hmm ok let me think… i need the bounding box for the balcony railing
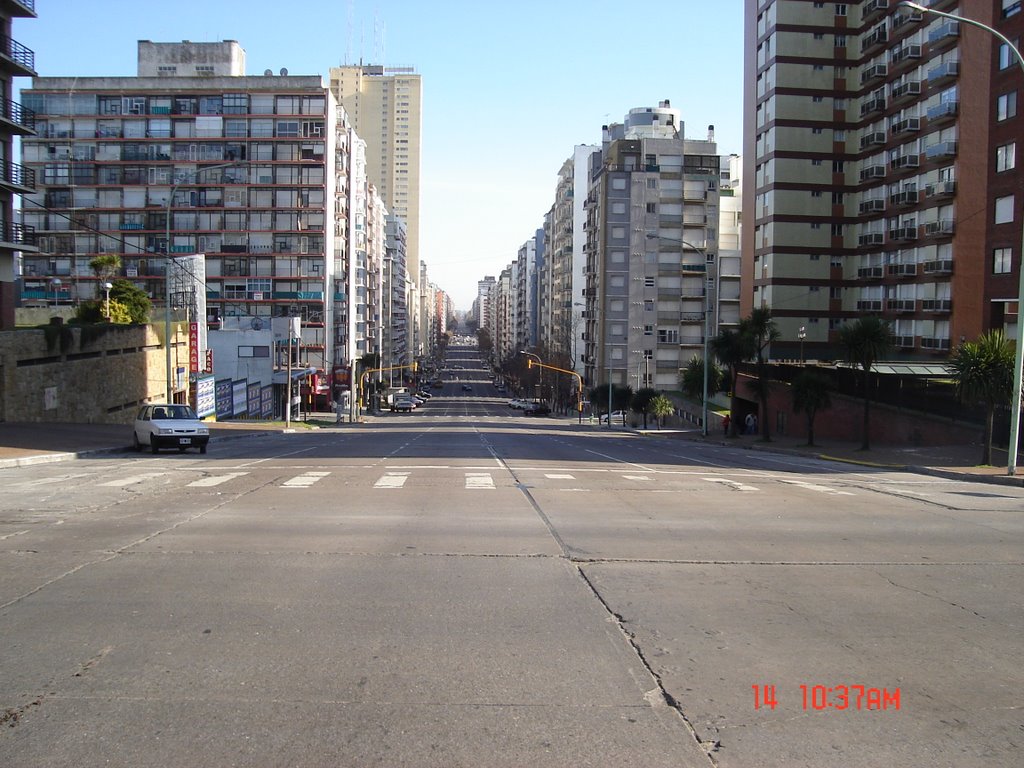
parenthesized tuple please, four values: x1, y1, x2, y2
(860, 96, 886, 117)
(927, 101, 959, 122)
(890, 187, 918, 206)
(1, 160, 35, 190)
(857, 299, 884, 311)
(891, 80, 922, 101)
(891, 116, 921, 135)
(923, 259, 953, 274)
(888, 263, 918, 277)
(895, 335, 916, 348)
(0, 96, 35, 132)
(858, 233, 885, 247)
(890, 44, 922, 65)
(927, 60, 960, 85)
(889, 225, 919, 241)
(861, 63, 888, 84)
(859, 198, 886, 215)
(891, 154, 920, 170)
(887, 299, 916, 312)
(860, 130, 886, 149)
(857, 266, 884, 279)
(922, 299, 952, 313)
(924, 219, 956, 236)
(925, 179, 956, 198)
(0, 34, 35, 73)
(0, 221, 36, 246)
(928, 20, 960, 47)
(860, 165, 886, 181)
(921, 337, 951, 351)
(925, 140, 958, 160)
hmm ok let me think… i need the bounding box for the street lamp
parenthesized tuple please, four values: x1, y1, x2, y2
(164, 160, 246, 402)
(647, 233, 715, 436)
(103, 281, 112, 322)
(519, 350, 542, 400)
(49, 277, 61, 306)
(901, 1, 1024, 476)
(798, 325, 806, 365)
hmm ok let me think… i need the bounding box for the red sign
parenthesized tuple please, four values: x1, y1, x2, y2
(205, 349, 214, 373)
(188, 322, 199, 373)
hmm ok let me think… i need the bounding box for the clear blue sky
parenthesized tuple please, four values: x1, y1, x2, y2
(19, 0, 744, 311)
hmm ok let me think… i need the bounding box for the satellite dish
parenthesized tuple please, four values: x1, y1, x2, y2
(250, 317, 264, 331)
(279, 67, 288, 76)
(263, 69, 272, 76)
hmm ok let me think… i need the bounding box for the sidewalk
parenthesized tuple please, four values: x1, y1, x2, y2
(1, 417, 1021, 487)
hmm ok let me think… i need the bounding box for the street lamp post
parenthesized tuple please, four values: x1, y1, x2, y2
(164, 160, 245, 402)
(103, 281, 112, 322)
(50, 277, 61, 306)
(798, 325, 806, 365)
(647, 233, 715, 436)
(519, 350, 542, 401)
(901, 1, 1024, 475)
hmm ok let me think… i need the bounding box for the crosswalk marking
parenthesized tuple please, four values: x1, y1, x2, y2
(623, 475, 651, 481)
(374, 472, 410, 489)
(187, 472, 249, 488)
(282, 471, 330, 488)
(545, 473, 576, 479)
(465, 473, 495, 489)
(704, 477, 759, 492)
(100, 472, 168, 487)
(778, 478, 854, 496)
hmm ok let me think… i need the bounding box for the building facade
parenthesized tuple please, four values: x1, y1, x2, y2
(744, 0, 1023, 360)
(0, 0, 37, 329)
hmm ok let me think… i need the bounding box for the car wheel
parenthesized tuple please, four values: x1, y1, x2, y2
(150, 441, 159, 455)
(178, 446, 186, 453)
(200, 445, 207, 455)
(132, 432, 142, 452)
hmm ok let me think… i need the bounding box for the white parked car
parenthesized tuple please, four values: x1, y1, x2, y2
(599, 410, 629, 424)
(133, 404, 210, 454)
(508, 398, 528, 409)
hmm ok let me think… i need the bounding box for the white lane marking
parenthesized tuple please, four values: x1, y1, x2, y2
(559, 489, 590, 492)
(0, 530, 29, 541)
(15, 472, 94, 488)
(623, 475, 651, 481)
(100, 473, 168, 487)
(704, 477, 760, 492)
(282, 471, 330, 488)
(374, 472, 410, 489)
(777, 478, 854, 496)
(465, 473, 495, 489)
(545, 473, 576, 479)
(187, 472, 249, 488)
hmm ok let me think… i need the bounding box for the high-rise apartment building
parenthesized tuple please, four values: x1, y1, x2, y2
(20, 41, 388, 402)
(583, 102, 721, 392)
(744, 0, 1023, 360)
(0, 0, 37, 329)
(329, 65, 421, 280)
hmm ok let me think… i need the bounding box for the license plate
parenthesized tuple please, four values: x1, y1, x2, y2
(179, 438, 192, 445)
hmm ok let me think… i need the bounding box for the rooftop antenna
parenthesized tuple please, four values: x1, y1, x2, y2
(345, 0, 354, 65)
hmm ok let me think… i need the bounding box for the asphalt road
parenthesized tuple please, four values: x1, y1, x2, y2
(1, 346, 1022, 766)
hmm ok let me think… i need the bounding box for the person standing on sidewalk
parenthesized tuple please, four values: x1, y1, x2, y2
(722, 414, 731, 436)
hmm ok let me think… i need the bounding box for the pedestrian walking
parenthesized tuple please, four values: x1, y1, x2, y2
(744, 413, 754, 435)
(752, 414, 759, 435)
(722, 414, 731, 435)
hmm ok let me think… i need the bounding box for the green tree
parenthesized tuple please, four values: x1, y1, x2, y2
(837, 316, 895, 451)
(710, 327, 756, 438)
(74, 298, 132, 324)
(630, 387, 659, 429)
(89, 254, 122, 281)
(108, 279, 151, 324)
(649, 394, 674, 429)
(947, 330, 1016, 466)
(747, 308, 781, 442)
(680, 355, 724, 405)
(791, 370, 833, 447)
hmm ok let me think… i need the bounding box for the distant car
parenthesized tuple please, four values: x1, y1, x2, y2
(391, 397, 417, 413)
(416, 390, 432, 399)
(461, 384, 473, 392)
(523, 402, 551, 416)
(599, 410, 629, 424)
(133, 403, 210, 454)
(508, 398, 528, 409)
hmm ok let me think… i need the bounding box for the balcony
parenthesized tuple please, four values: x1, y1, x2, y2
(860, 164, 886, 182)
(928, 20, 960, 50)
(890, 44, 922, 66)
(862, 0, 889, 22)
(927, 60, 960, 86)
(861, 63, 888, 84)
(927, 100, 959, 124)
(857, 265, 884, 279)
(858, 233, 885, 247)
(861, 26, 889, 54)
(891, 116, 921, 135)
(921, 337, 951, 351)
(860, 96, 886, 117)
(860, 130, 886, 149)
(859, 198, 886, 215)
(889, 225, 919, 241)
(0, 160, 35, 193)
(888, 263, 918, 277)
(924, 219, 955, 237)
(857, 299, 884, 311)
(923, 259, 953, 274)
(891, 80, 922, 102)
(890, 187, 919, 206)
(0, 34, 35, 76)
(887, 298, 917, 312)
(925, 140, 958, 160)
(925, 179, 956, 198)
(890, 154, 920, 170)
(0, 221, 36, 250)
(895, 335, 916, 348)
(892, 7, 923, 29)
(0, 96, 35, 134)
(922, 299, 952, 313)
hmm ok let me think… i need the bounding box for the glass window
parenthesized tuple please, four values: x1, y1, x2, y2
(995, 195, 1015, 224)
(222, 94, 249, 114)
(997, 91, 1017, 121)
(997, 143, 1016, 172)
(994, 247, 1012, 274)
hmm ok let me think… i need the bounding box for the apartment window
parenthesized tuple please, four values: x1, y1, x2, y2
(1003, 0, 1021, 18)
(831, 223, 844, 236)
(238, 346, 270, 358)
(157, 65, 177, 76)
(834, 35, 847, 48)
(832, 192, 845, 205)
(658, 328, 679, 344)
(813, 64, 824, 71)
(196, 65, 215, 76)
(830, 286, 842, 299)
(810, 254, 821, 260)
(814, 33, 824, 40)
(644, 300, 655, 311)
(999, 41, 1020, 69)
(222, 94, 249, 114)
(812, 127, 823, 134)
(812, 96, 824, 103)
(997, 143, 1016, 172)
(644, 277, 655, 288)
(995, 195, 1015, 224)
(646, 203, 657, 213)
(832, 160, 845, 172)
(811, 159, 823, 166)
(997, 91, 1017, 121)
(835, 3, 847, 15)
(994, 247, 1012, 274)
(643, 325, 654, 336)
(811, 222, 822, 230)
(811, 190, 823, 197)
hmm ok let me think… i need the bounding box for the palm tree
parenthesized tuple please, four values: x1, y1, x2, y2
(747, 307, 780, 442)
(791, 370, 833, 447)
(649, 394, 674, 428)
(710, 327, 755, 437)
(947, 330, 1016, 465)
(837, 316, 895, 450)
(631, 387, 659, 429)
(680, 355, 724, 406)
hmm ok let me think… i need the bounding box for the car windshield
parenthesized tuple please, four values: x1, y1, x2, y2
(157, 406, 197, 420)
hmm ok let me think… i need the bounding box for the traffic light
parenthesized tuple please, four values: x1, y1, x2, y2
(527, 359, 533, 369)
